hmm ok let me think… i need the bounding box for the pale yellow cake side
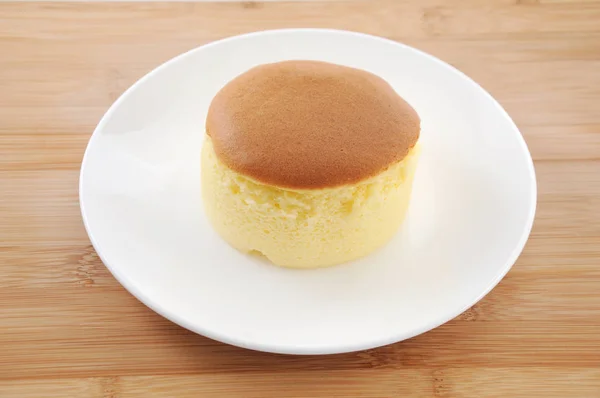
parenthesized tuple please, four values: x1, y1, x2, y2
(201, 137, 420, 269)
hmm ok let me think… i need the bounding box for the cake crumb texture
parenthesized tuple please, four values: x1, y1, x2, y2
(201, 137, 420, 268)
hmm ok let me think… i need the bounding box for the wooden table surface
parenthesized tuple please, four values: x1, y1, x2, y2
(1, 1, 599, 396)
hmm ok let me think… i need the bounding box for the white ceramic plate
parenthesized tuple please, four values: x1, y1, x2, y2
(80, 29, 536, 355)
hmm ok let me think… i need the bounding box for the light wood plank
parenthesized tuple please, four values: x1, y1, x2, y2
(439, 368, 600, 397)
(0, 378, 103, 398)
(117, 371, 434, 397)
(524, 125, 600, 161)
(2, 369, 599, 398)
(0, 170, 87, 247)
(1, 1, 599, 42)
(0, 134, 90, 171)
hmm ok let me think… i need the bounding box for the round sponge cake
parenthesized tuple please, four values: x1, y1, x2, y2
(202, 60, 420, 268)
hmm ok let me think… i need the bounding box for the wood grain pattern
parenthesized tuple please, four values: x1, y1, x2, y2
(1, 0, 599, 396)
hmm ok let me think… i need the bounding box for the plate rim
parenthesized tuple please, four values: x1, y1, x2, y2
(79, 28, 538, 355)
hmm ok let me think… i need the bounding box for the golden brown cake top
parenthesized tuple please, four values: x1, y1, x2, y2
(206, 60, 420, 189)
